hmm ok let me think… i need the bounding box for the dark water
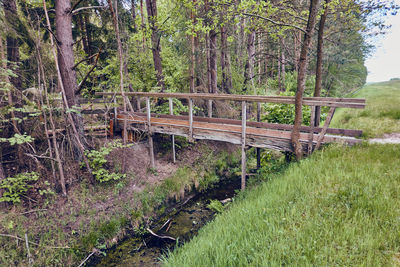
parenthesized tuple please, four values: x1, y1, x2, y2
(93, 178, 240, 266)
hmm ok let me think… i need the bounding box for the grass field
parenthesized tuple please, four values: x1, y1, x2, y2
(331, 80, 400, 138)
(164, 81, 400, 266)
(164, 144, 400, 266)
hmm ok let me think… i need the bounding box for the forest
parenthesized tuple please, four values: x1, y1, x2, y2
(0, 0, 398, 265)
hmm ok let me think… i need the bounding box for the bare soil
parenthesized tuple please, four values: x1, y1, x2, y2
(369, 133, 400, 144)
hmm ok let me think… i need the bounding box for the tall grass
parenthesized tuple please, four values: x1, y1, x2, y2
(331, 80, 400, 138)
(164, 144, 400, 266)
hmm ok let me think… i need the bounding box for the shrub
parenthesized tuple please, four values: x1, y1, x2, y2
(84, 141, 129, 183)
(0, 172, 39, 204)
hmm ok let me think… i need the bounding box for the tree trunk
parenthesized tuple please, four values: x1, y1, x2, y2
(220, 25, 230, 93)
(280, 38, 286, 92)
(244, 31, 255, 93)
(131, 0, 137, 31)
(291, 0, 320, 160)
(190, 2, 196, 93)
(3, 0, 22, 90)
(209, 29, 217, 94)
(55, 0, 87, 155)
(314, 0, 330, 127)
(146, 0, 165, 91)
(140, 0, 146, 50)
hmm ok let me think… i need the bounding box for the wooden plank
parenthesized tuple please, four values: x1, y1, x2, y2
(116, 113, 360, 144)
(208, 99, 213, 118)
(128, 112, 363, 137)
(169, 98, 176, 164)
(96, 92, 366, 109)
(241, 101, 247, 191)
(137, 96, 141, 112)
(314, 107, 336, 151)
(189, 98, 193, 140)
(146, 97, 155, 169)
(308, 106, 316, 155)
(256, 102, 261, 169)
(126, 119, 361, 152)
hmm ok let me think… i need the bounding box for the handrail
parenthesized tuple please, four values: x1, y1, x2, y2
(95, 92, 365, 109)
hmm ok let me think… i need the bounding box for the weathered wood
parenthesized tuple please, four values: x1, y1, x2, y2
(314, 107, 336, 151)
(116, 114, 361, 146)
(96, 92, 366, 109)
(189, 98, 193, 140)
(308, 106, 316, 155)
(208, 99, 212, 118)
(128, 112, 363, 137)
(137, 96, 141, 111)
(256, 102, 261, 169)
(146, 97, 155, 168)
(169, 98, 176, 163)
(241, 101, 247, 191)
(114, 97, 118, 130)
(125, 118, 360, 152)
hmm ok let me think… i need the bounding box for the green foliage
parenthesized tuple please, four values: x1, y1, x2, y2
(0, 133, 34, 145)
(262, 91, 312, 125)
(207, 199, 224, 213)
(0, 172, 39, 204)
(84, 141, 129, 183)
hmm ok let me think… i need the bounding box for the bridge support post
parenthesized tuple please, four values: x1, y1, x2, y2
(241, 101, 247, 191)
(208, 99, 212, 118)
(169, 98, 176, 163)
(146, 97, 155, 169)
(308, 106, 316, 154)
(256, 102, 261, 169)
(189, 98, 193, 141)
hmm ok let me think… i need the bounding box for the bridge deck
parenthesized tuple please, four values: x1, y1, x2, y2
(116, 112, 360, 152)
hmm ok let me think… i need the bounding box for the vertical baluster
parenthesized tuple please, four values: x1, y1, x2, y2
(256, 102, 261, 169)
(241, 101, 247, 191)
(189, 98, 193, 140)
(146, 97, 155, 169)
(169, 98, 176, 163)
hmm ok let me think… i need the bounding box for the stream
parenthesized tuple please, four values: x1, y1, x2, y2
(92, 177, 240, 266)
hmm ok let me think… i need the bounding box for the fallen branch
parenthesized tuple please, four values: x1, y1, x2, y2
(18, 209, 48, 215)
(146, 228, 176, 241)
(159, 219, 171, 231)
(0, 234, 70, 249)
(77, 249, 98, 267)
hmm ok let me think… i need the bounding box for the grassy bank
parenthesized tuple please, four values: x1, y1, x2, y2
(331, 80, 400, 138)
(0, 141, 239, 266)
(164, 143, 400, 266)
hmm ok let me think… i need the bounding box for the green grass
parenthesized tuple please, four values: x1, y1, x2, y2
(164, 144, 400, 266)
(331, 80, 400, 138)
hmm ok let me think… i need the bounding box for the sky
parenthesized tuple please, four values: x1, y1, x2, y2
(365, 0, 400, 82)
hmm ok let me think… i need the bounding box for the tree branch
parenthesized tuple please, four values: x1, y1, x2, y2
(70, 0, 85, 13)
(73, 53, 99, 70)
(242, 12, 306, 33)
(75, 51, 101, 95)
(72, 6, 107, 15)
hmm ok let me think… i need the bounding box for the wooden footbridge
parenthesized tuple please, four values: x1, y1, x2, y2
(95, 92, 365, 189)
